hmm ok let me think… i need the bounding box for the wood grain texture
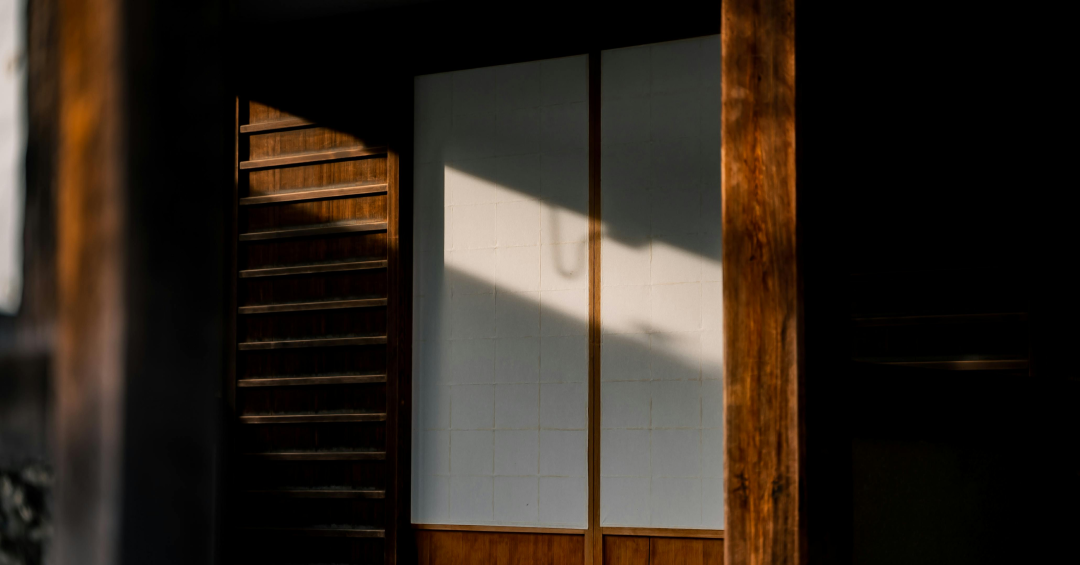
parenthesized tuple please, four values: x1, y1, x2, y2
(239, 220, 388, 242)
(239, 259, 388, 278)
(603, 536, 649, 565)
(651, 538, 725, 565)
(238, 413, 387, 424)
(247, 125, 366, 160)
(247, 100, 303, 124)
(238, 297, 387, 315)
(246, 156, 387, 198)
(239, 182, 387, 206)
(239, 117, 314, 134)
(242, 233, 388, 271)
(415, 530, 586, 565)
(241, 269, 387, 306)
(243, 193, 387, 232)
(230, 97, 399, 564)
(383, 124, 408, 565)
(721, 1, 800, 565)
(239, 146, 387, 170)
(229, 98, 240, 416)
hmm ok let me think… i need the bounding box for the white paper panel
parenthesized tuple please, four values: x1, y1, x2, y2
(412, 55, 590, 528)
(599, 35, 723, 529)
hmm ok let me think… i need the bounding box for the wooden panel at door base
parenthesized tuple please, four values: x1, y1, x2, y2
(602, 536, 724, 565)
(415, 530, 586, 565)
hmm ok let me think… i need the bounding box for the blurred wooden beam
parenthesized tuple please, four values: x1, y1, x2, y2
(721, 1, 800, 565)
(55, 0, 125, 563)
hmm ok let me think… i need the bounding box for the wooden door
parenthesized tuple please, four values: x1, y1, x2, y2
(226, 99, 408, 564)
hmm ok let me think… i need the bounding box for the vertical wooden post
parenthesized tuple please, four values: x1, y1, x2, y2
(585, 49, 603, 565)
(55, 0, 125, 562)
(721, 1, 800, 565)
(385, 73, 414, 565)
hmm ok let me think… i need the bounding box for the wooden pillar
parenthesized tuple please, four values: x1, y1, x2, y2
(54, 0, 226, 563)
(55, 0, 125, 562)
(721, 0, 800, 564)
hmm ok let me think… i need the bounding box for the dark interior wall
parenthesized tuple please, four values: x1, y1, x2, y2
(116, 0, 229, 563)
(0, 356, 50, 464)
(799, 2, 1074, 564)
(235, 0, 722, 91)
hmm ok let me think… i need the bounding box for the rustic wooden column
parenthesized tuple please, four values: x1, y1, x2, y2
(721, 0, 800, 564)
(55, 0, 125, 562)
(54, 0, 226, 562)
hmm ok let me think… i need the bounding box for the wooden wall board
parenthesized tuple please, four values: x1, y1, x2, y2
(601, 536, 724, 565)
(226, 97, 406, 564)
(603, 536, 649, 565)
(650, 538, 724, 565)
(415, 530, 586, 565)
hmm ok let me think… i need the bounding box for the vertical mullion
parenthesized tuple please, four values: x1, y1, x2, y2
(385, 73, 414, 565)
(224, 97, 246, 565)
(228, 97, 243, 416)
(385, 126, 401, 564)
(586, 50, 603, 565)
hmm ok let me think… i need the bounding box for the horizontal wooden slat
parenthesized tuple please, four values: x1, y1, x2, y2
(239, 526, 385, 538)
(239, 298, 387, 315)
(239, 146, 387, 170)
(852, 312, 1027, 327)
(237, 374, 387, 387)
(238, 336, 387, 351)
(239, 182, 388, 206)
(238, 221, 387, 242)
(601, 527, 726, 539)
(411, 523, 586, 535)
(243, 489, 385, 499)
(239, 117, 314, 134)
(239, 412, 387, 424)
(243, 451, 386, 461)
(239, 260, 388, 279)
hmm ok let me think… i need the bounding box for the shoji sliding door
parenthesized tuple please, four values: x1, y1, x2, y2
(599, 36, 723, 530)
(411, 34, 723, 563)
(412, 56, 591, 529)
